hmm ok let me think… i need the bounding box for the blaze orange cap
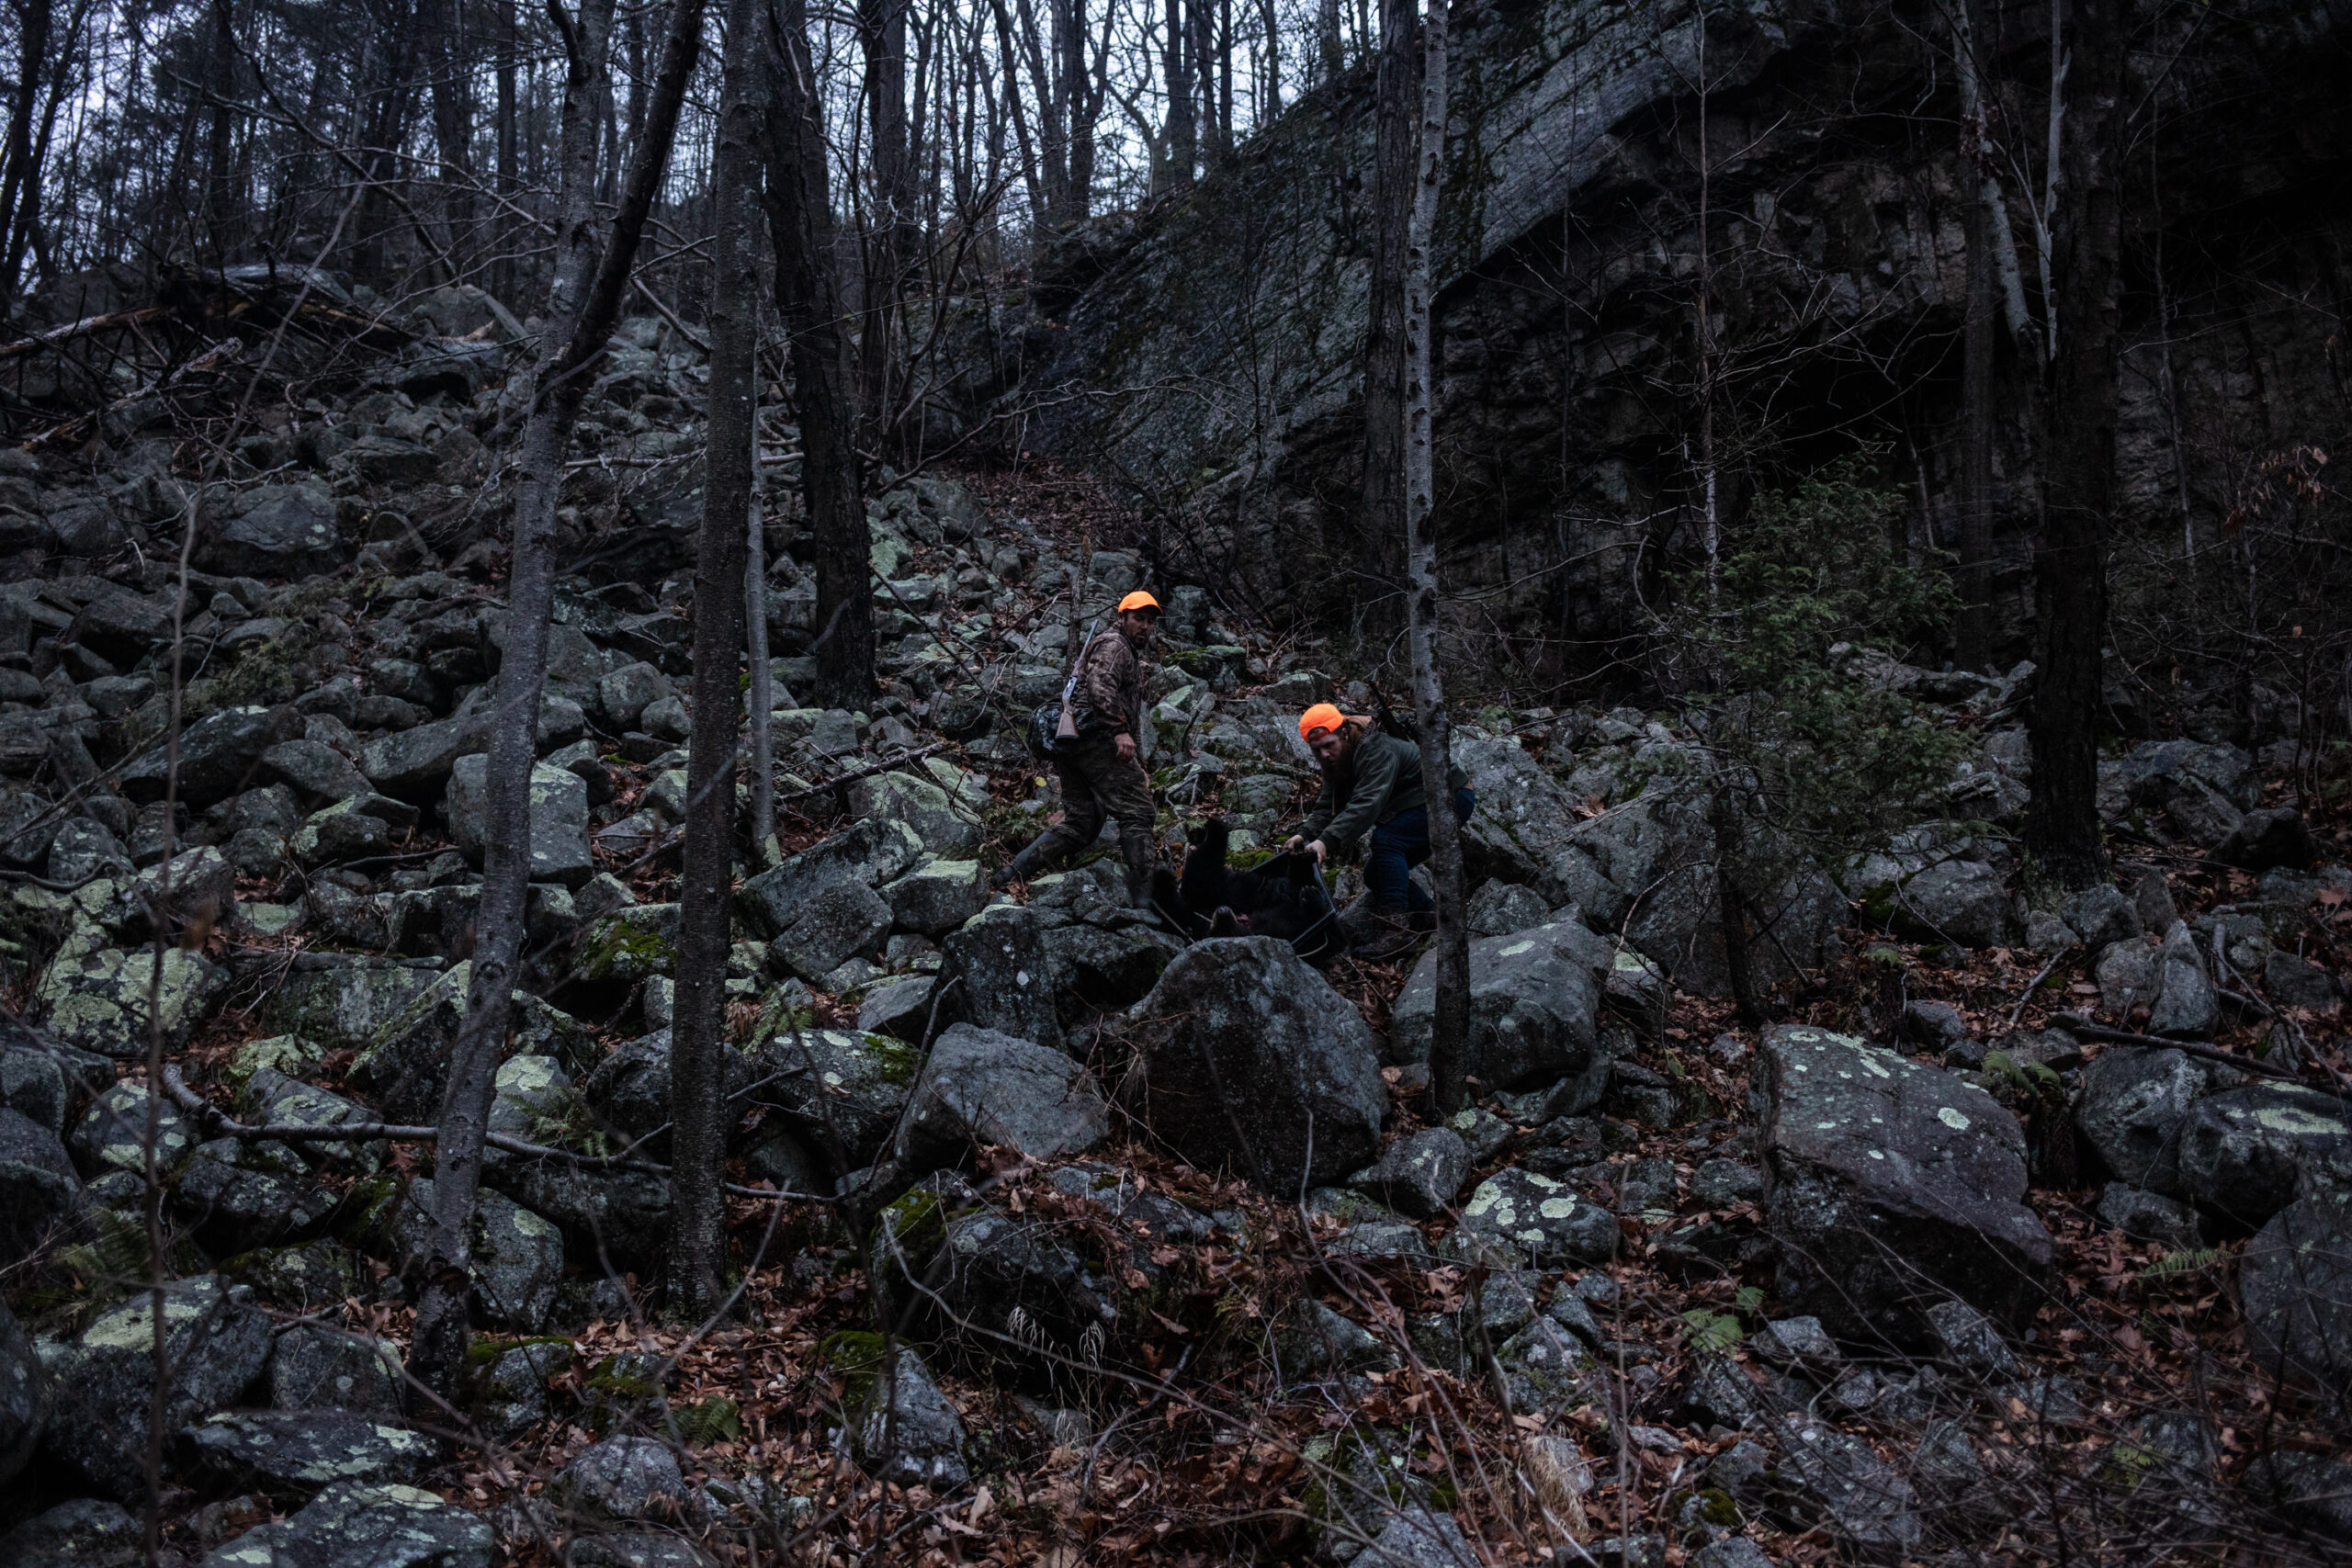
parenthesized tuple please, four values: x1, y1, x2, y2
(1298, 703, 1347, 743)
(1117, 591, 1161, 615)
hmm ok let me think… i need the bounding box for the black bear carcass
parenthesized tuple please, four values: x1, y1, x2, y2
(1149, 818, 1340, 963)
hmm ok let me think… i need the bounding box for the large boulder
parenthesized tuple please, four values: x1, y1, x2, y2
(897, 1023, 1111, 1168)
(942, 906, 1066, 1051)
(172, 1137, 339, 1254)
(354, 1175, 563, 1331)
(70, 1080, 194, 1177)
(0, 1106, 84, 1273)
(267, 1324, 404, 1414)
(2075, 1046, 2204, 1195)
(770, 879, 894, 981)
(44, 1275, 275, 1498)
(882, 858, 989, 937)
(750, 1029, 921, 1172)
(1894, 860, 2013, 949)
(0, 1499, 141, 1568)
(203, 483, 343, 578)
(738, 818, 924, 937)
(1131, 937, 1386, 1195)
(445, 754, 593, 887)
(2238, 1186, 2352, 1390)
(554, 1435, 692, 1520)
(36, 928, 223, 1056)
(120, 705, 277, 805)
(1758, 1024, 2052, 1346)
(181, 1409, 436, 1499)
(2176, 1085, 2352, 1229)
(197, 1480, 492, 1568)
(844, 770, 979, 854)
(846, 1345, 968, 1491)
(263, 956, 444, 1050)
(0, 1297, 48, 1486)
(1389, 919, 1608, 1094)
(358, 713, 486, 798)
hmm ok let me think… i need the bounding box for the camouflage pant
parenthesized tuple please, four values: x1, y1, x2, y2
(1048, 736, 1155, 849)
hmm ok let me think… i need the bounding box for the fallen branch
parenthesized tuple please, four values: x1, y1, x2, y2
(2050, 1013, 2352, 1100)
(776, 742, 946, 806)
(2005, 948, 2072, 1030)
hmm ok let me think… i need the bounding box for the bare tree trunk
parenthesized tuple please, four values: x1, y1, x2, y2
(204, 0, 238, 262)
(495, 0, 518, 301)
(1400, 0, 1464, 1113)
(1357, 0, 1414, 626)
(746, 410, 777, 865)
(764, 0, 873, 709)
(1953, 0, 1998, 672)
(1162, 0, 1193, 189)
(859, 0, 914, 456)
(425, 0, 476, 277)
(408, 0, 707, 1397)
(669, 0, 761, 1315)
(2026, 0, 2121, 891)
(1317, 0, 1341, 85)
(0, 0, 51, 315)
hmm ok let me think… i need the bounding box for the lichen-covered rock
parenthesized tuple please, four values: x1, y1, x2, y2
(472, 1337, 571, 1440)
(1894, 860, 2012, 949)
(181, 1409, 437, 1498)
(941, 905, 1066, 1051)
(770, 878, 893, 982)
(898, 1022, 1111, 1168)
(262, 957, 443, 1051)
(268, 1325, 405, 1414)
(2147, 920, 2220, 1039)
(2177, 1084, 2352, 1228)
(44, 1275, 275, 1498)
(69, 1080, 194, 1178)
(555, 1435, 692, 1520)
(354, 1175, 563, 1331)
(197, 1479, 492, 1568)
(846, 1345, 968, 1492)
(445, 754, 593, 887)
(0, 1499, 141, 1568)
(1350, 1127, 1471, 1220)
(845, 770, 980, 855)
(35, 925, 223, 1057)
(0, 1105, 84, 1273)
(1458, 1168, 1619, 1266)
(2239, 1186, 2352, 1391)
(172, 1137, 339, 1254)
(881, 857, 989, 937)
(1758, 1024, 2052, 1346)
(1132, 936, 1385, 1194)
(737, 818, 924, 937)
(750, 1028, 921, 1171)
(1492, 1314, 1594, 1415)
(2075, 1046, 2204, 1195)
(120, 705, 277, 805)
(1389, 919, 1608, 1092)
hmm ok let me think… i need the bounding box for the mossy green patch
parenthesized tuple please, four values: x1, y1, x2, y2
(581, 919, 675, 982)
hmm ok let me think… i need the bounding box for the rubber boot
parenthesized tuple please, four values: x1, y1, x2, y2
(1120, 833, 1159, 915)
(1351, 908, 1421, 964)
(992, 829, 1071, 889)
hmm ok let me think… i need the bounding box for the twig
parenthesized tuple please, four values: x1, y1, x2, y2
(2005, 948, 2071, 1030)
(2051, 1014, 2352, 1100)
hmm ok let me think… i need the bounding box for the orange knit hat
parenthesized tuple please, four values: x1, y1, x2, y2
(1298, 702, 1347, 743)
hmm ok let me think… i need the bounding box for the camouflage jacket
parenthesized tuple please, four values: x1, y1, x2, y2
(1074, 626, 1146, 737)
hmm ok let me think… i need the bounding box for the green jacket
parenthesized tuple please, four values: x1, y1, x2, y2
(1302, 728, 1468, 855)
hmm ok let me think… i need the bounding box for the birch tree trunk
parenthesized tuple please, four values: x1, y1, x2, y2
(1400, 0, 1466, 1113)
(763, 0, 873, 710)
(668, 0, 762, 1316)
(408, 0, 708, 1398)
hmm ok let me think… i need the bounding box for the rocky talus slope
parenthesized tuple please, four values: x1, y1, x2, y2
(0, 299, 2346, 1566)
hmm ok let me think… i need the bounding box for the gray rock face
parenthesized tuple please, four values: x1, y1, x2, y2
(942, 907, 1066, 1051)
(850, 1346, 969, 1491)
(1465, 878, 1551, 937)
(485, 1159, 673, 1275)
(2239, 1187, 2352, 1390)
(2095, 1184, 2202, 1249)
(197, 1479, 492, 1568)
(846, 770, 980, 854)
(2177, 1085, 2352, 1228)
(1350, 1127, 1471, 1219)
(445, 753, 593, 887)
(173, 1137, 338, 1253)
(182, 1409, 436, 1497)
(1389, 919, 1607, 1094)
(1357, 1507, 1475, 1568)
(557, 1435, 692, 1520)
(473, 1337, 571, 1440)
(2216, 807, 2318, 873)
(358, 713, 485, 797)
(121, 705, 277, 805)
(750, 1029, 920, 1171)
(36, 930, 225, 1058)
(45, 1275, 276, 1498)
(2075, 1046, 2203, 1195)
(2148, 920, 2220, 1038)
(2061, 884, 2142, 951)
(0, 1499, 141, 1568)
(882, 858, 989, 937)
(0, 1297, 48, 1486)
(361, 1175, 564, 1330)
(70, 1080, 194, 1177)
(2266, 951, 2341, 1013)
(899, 1022, 1111, 1168)
(1458, 1167, 1619, 1265)
(2097, 938, 2163, 1018)
(1924, 1298, 2018, 1377)
(599, 660, 673, 730)
(738, 818, 923, 937)
(263, 738, 372, 804)
(1132, 937, 1387, 1194)
(1775, 1421, 1923, 1559)
(771, 878, 894, 981)
(0, 1105, 83, 1272)
(207, 484, 343, 577)
(1758, 1024, 2052, 1346)
(268, 1325, 405, 1414)
(1492, 1314, 1595, 1414)
(1894, 860, 2012, 949)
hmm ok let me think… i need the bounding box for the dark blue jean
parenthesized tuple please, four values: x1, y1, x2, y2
(1366, 789, 1476, 912)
